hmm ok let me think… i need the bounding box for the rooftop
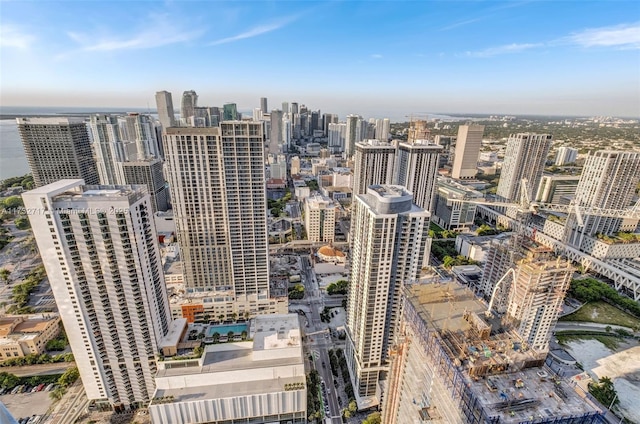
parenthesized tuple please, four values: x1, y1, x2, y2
(16, 117, 85, 125)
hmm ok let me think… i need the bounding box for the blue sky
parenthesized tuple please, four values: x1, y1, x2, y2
(1, 1, 639, 119)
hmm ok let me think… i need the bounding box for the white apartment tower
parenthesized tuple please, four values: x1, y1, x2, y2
(346, 185, 430, 400)
(352, 140, 396, 197)
(497, 133, 552, 202)
(555, 146, 578, 166)
(270, 109, 283, 154)
(90, 115, 126, 185)
(394, 140, 442, 211)
(328, 122, 347, 153)
(573, 150, 640, 236)
(155, 91, 176, 129)
(163, 123, 270, 296)
(17, 117, 100, 188)
(304, 195, 336, 243)
(452, 124, 484, 180)
(23, 180, 171, 408)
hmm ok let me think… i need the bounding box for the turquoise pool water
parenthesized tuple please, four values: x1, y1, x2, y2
(206, 323, 248, 337)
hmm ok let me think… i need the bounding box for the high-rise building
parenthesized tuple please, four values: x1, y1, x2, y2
(497, 133, 552, 202)
(23, 180, 171, 409)
(407, 120, 429, 142)
(291, 102, 299, 116)
(373, 118, 390, 141)
(270, 109, 283, 154)
(17, 117, 99, 187)
(304, 194, 336, 243)
(432, 178, 483, 231)
(503, 247, 573, 352)
(573, 150, 640, 236)
(394, 140, 442, 211)
(120, 113, 161, 159)
(89, 115, 126, 185)
(345, 115, 361, 156)
(346, 185, 430, 401)
(352, 140, 396, 196)
(555, 146, 578, 166)
(282, 102, 289, 115)
(223, 103, 238, 121)
(260, 97, 268, 114)
(180, 90, 198, 122)
(122, 159, 169, 212)
(155, 91, 176, 129)
(163, 123, 269, 296)
(290, 156, 301, 176)
(452, 124, 484, 180)
(328, 122, 347, 153)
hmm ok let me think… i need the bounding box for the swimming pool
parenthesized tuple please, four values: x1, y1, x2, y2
(206, 323, 248, 337)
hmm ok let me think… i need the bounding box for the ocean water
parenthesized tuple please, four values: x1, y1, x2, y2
(0, 119, 28, 181)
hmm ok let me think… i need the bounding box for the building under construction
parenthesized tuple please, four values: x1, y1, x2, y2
(382, 281, 605, 424)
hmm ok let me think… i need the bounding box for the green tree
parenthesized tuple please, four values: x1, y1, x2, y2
(0, 269, 9, 283)
(363, 412, 381, 424)
(588, 376, 618, 409)
(58, 367, 79, 388)
(212, 332, 220, 343)
(443, 255, 455, 269)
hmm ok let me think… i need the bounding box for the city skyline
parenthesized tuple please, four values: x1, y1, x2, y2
(1, 1, 639, 118)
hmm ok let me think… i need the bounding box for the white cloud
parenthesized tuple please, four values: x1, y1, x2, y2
(371, 54, 383, 59)
(0, 25, 36, 49)
(208, 15, 299, 46)
(464, 43, 542, 58)
(63, 14, 204, 54)
(564, 22, 640, 49)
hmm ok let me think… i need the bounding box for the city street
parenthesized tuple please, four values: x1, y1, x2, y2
(300, 255, 343, 424)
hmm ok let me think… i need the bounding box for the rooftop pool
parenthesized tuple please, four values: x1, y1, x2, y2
(206, 323, 248, 337)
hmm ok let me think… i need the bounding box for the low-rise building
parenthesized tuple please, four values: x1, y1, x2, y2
(149, 314, 306, 424)
(433, 178, 483, 230)
(0, 314, 61, 360)
(167, 283, 288, 323)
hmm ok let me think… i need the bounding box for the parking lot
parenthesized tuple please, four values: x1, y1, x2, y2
(0, 391, 53, 421)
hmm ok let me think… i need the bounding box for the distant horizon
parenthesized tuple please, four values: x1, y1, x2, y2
(1, 105, 638, 122)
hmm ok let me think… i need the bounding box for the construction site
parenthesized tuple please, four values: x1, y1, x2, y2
(382, 281, 605, 424)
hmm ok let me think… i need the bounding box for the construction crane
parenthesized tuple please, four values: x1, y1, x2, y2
(458, 178, 640, 316)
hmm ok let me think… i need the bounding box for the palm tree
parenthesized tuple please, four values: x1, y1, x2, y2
(230, 313, 237, 322)
(227, 331, 235, 340)
(212, 332, 220, 343)
(218, 314, 225, 323)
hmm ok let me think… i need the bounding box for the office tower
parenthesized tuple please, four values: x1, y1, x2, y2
(89, 115, 126, 185)
(299, 113, 309, 137)
(122, 159, 169, 212)
(345, 115, 361, 156)
(17, 117, 99, 187)
(452, 124, 484, 180)
(270, 109, 283, 154)
(497, 133, 552, 202)
(352, 140, 396, 196)
(432, 178, 482, 231)
(381, 281, 601, 424)
(304, 195, 336, 243)
(155, 91, 176, 129)
(535, 175, 580, 204)
(328, 122, 347, 153)
(23, 180, 171, 408)
(503, 249, 573, 352)
(282, 102, 289, 115)
(555, 146, 578, 166)
(223, 103, 238, 121)
(260, 97, 268, 114)
(180, 90, 198, 122)
(291, 102, 299, 116)
(163, 123, 269, 295)
(310, 110, 320, 133)
(207, 107, 221, 127)
(395, 140, 442, 211)
(573, 150, 640, 236)
(346, 185, 430, 400)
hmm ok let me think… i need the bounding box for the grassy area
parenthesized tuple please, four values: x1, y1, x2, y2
(560, 301, 640, 329)
(556, 333, 623, 350)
